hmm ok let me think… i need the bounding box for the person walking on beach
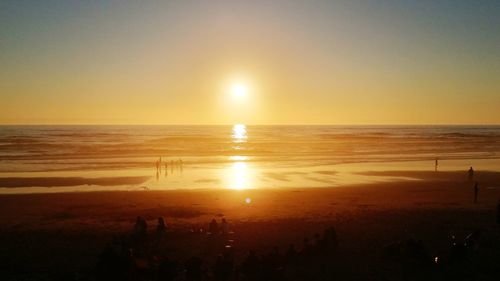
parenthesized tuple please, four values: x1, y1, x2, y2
(473, 182, 479, 204)
(468, 167, 474, 182)
(435, 158, 439, 172)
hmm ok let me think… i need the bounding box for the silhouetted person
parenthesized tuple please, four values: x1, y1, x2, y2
(324, 226, 339, 252)
(468, 167, 474, 181)
(464, 230, 481, 251)
(241, 250, 260, 281)
(435, 158, 438, 172)
(133, 216, 148, 239)
(261, 247, 283, 281)
(158, 257, 177, 281)
(301, 237, 313, 257)
(213, 255, 226, 281)
(474, 182, 479, 203)
(404, 238, 427, 261)
(209, 219, 219, 235)
(157, 217, 167, 234)
(185, 256, 203, 281)
(449, 235, 467, 264)
(285, 244, 298, 263)
(312, 232, 322, 255)
(221, 218, 229, 235)
(96, 242, 124, 281)
(496, 199, 500, 226)
(213, 252, 234, 281)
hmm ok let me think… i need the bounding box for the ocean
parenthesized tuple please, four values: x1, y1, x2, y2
(1, 125, 499, 193)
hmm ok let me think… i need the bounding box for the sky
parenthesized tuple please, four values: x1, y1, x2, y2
(1, 0, 499, 125)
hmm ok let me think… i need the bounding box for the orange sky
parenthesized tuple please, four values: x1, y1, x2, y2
(1, 1, 499, 125)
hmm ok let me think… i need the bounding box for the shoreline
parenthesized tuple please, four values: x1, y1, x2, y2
(1, 172, 499, 231)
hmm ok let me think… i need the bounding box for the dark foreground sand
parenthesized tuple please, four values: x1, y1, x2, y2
(1, 170, 500, 280)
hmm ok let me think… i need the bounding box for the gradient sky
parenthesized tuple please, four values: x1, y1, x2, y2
(1, 0, 499, 125)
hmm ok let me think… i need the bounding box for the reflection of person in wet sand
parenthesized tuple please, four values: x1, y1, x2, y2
(473, 182, 479, 204)
(179, 158, 183, 172)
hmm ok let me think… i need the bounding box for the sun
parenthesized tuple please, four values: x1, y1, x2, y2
(230, 83, 248, 99)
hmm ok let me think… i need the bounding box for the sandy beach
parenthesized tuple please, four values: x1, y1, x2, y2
(1, 170, 500, 280)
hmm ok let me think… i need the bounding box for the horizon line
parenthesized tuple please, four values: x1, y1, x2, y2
(1, 123, 500, 126)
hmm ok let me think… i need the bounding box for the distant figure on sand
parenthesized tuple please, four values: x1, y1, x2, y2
(468, 167, 474, 181)
(496, 199, 500, 225)
(473, 182, 479, 204)
(157, 217, 167, 234)
(435, 158, 438, 172)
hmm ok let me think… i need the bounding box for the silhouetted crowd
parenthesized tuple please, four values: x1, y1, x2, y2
(96, 217, 340, 281)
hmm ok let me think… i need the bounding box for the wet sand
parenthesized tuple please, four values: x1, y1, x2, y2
(0, 176, 150, 188)
(1, 170, 500, 279)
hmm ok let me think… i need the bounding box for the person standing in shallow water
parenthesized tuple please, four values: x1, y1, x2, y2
(473, 182, 479, 204)
(468, 167, 474, 181)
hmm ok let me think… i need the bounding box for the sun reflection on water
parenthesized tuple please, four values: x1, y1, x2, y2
(232, 124, 247, 143)
(225, 124, 254, 190)
(228, 155, 248, 161)
(228, 161, 251, 190)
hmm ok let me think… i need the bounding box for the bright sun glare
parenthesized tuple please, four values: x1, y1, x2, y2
(232, 124, 247, 141)
(230, 83, 248, 99)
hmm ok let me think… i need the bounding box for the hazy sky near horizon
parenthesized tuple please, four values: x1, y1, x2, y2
(1, 0, 499, 125)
